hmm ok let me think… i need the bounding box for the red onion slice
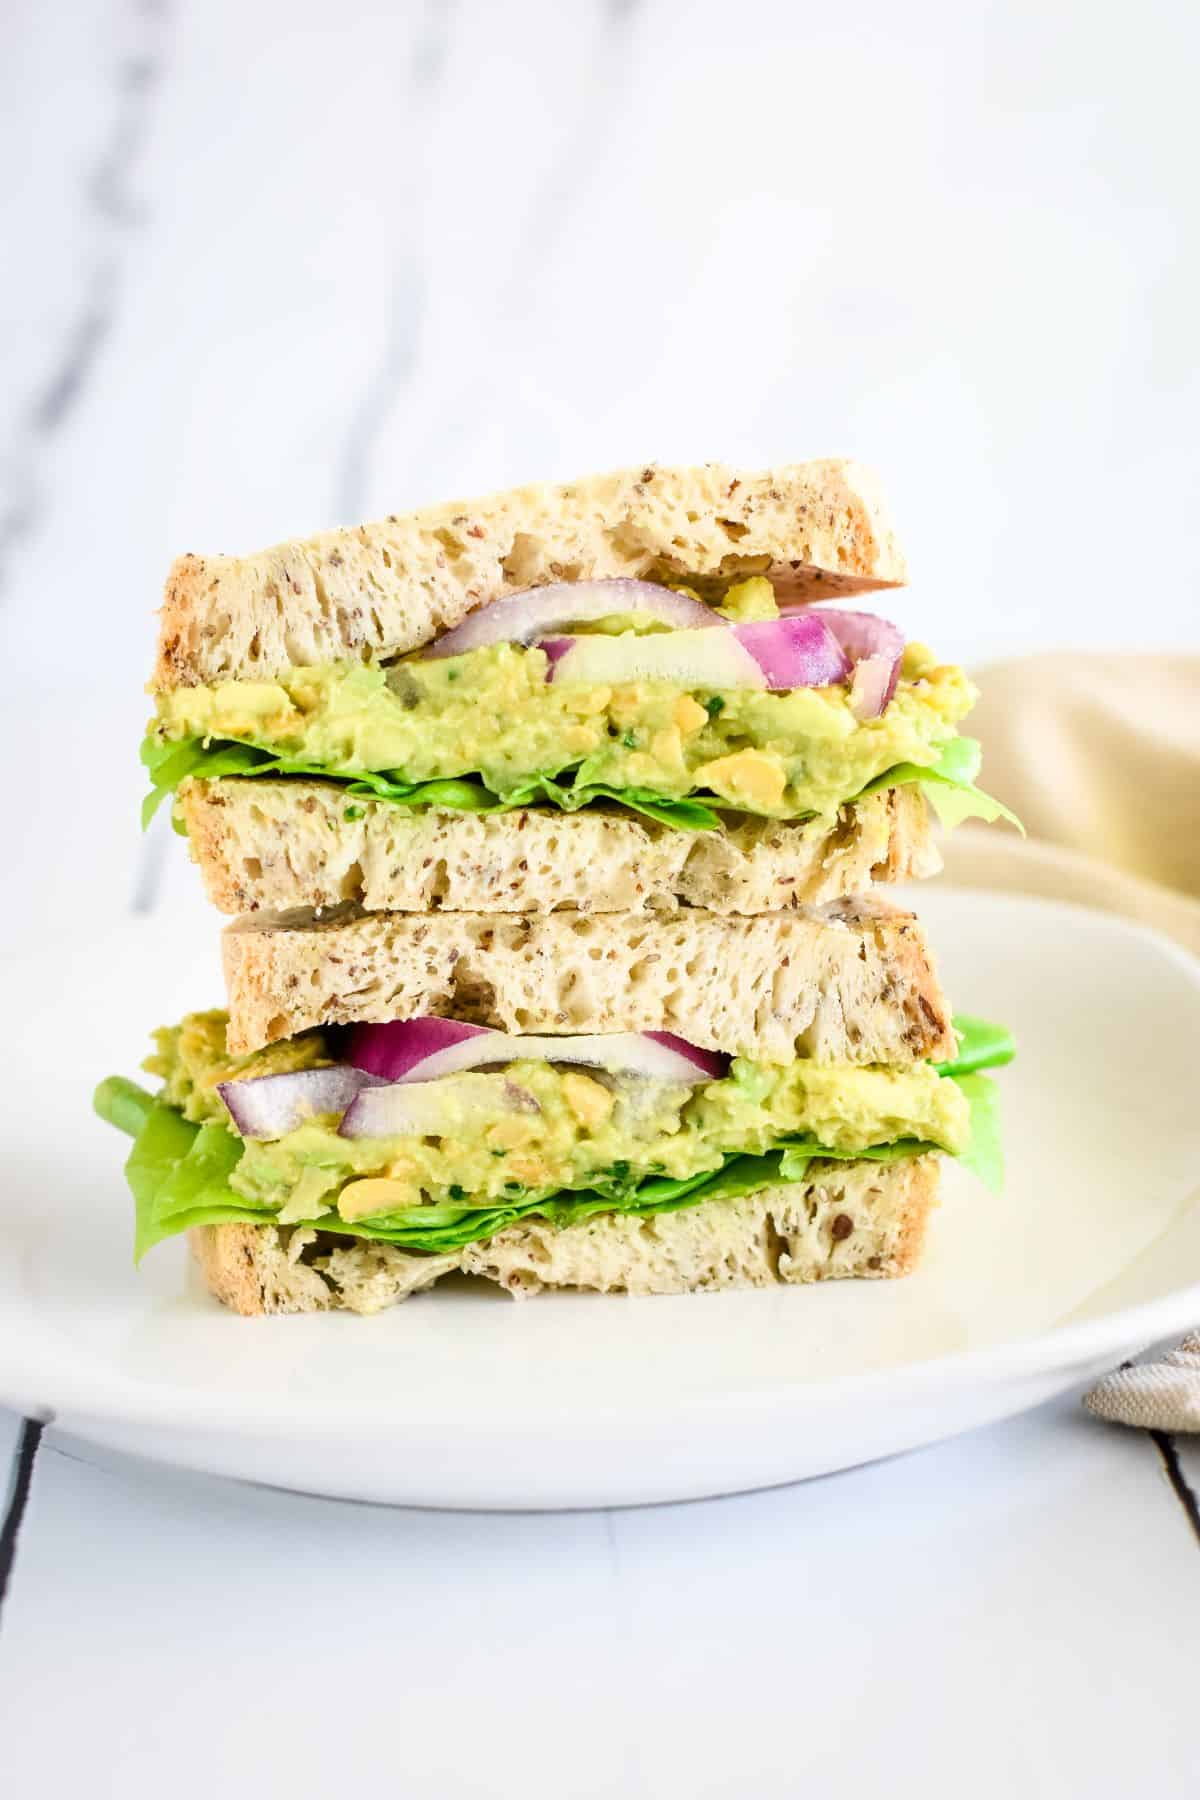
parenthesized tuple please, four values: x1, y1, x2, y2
(803, 607, 904, 719)
(847, 654, 895, 721)
(425, 578, 718, 659)
(732, 616, 851, 689)
(345, 1018, 724, 1086)
(346, 1017, 494, 1083)
(643, 1031, 727, 1080)
(217, 1066, 381, 1140)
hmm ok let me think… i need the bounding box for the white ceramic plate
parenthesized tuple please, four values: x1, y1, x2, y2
(3, 888, 1199, 1510)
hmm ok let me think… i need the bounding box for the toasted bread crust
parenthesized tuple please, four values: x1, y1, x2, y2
(190, 1156, 939, 1315)
(181, 780, 939, 917)
(187, 1221, 333, 1315)
(220, 896, 956, 1064)
(152, 460, 906, 690)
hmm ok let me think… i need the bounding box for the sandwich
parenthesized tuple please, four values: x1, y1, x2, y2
(142, 460, 1014, 912)
(94, 906, 1014, 1313)
(96, 458, 1017, 1314)
(95, 988, 1012, 1315)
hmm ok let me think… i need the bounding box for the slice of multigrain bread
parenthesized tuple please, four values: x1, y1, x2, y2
(180, 780, 939, 917)
(220, 896, 956, 1063)
(152, 460, 906, 689)
(190, 1155, 939, 1315)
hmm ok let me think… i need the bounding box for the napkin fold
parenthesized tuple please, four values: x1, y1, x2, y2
(1083, 1335, 1200, 1432)
(940, 652, 1200, 954)
(939, 652, 1200, 1432)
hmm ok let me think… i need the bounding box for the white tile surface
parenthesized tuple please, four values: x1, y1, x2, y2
(0, 1398, 1195, 1798)
(3, 0, 1200, 1790)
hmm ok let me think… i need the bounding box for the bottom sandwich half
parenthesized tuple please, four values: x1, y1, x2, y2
(94, 1005, 1011, 1317)
(190, 1156, 940, 1315)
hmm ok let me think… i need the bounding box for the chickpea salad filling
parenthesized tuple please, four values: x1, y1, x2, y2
(143, 580, 1018, 834)
(94, 1011, 1014, 1261)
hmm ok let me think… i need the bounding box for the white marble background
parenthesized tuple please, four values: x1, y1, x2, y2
(5, 0, 1200, 933)
(2, 3, 1200, 1794)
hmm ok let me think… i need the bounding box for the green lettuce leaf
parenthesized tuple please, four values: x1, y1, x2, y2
(96, 1082, 272, 1259)
(140, 735, 720, 833)
(139, 728, 1019, 838)
(776, 1136, 931, 1183)
(951, 1073, 1004, 1194)
(934, 1014, 1016, 1078)
(487, 772, 721, 830)
(140, 736, 283, 830)
(95, 1033, 1012, 1258)
(858, 736, 1024, 832)
(93, 1075, 158, 1139)
(122, 1100, 202, 1258)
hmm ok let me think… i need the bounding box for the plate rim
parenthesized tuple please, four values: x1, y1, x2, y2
(2, 1254, 1198, 1438)
(4, 886, 1200, 1451)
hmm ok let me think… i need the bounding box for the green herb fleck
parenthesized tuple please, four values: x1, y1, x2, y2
(621, 731, 638, 750)
(343, 804, 365, 821)
(703, 695, 725, 718)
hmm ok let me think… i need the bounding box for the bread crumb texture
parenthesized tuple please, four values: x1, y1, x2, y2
(183, 781, 939, 917)
(153, 460, 906, 689)
(189, 1155, 939, 1315)
(220, 896, 956, 1064)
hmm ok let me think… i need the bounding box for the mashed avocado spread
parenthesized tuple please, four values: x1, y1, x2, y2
(153, 641, 972, 821)
(92, 1011, 1013, 1259)
(144, 582, 998, 829)
(146, 1008, 969, 1223)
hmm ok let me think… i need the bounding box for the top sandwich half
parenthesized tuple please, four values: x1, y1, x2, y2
(144, 459, 1016, 917)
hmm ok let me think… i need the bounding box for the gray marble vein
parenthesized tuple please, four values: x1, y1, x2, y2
(502, 0, 640, 282)
(0, 0, 171, 598)
(129, 804, 172, 916)
(331, 0, 456, 523)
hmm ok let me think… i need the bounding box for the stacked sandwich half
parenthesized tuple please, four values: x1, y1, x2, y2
(96, 460, 1016, 1315)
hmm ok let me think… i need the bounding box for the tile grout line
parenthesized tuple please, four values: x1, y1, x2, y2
(0, 1420, 45, 1622)
(1149, 1431, 1200, 1548)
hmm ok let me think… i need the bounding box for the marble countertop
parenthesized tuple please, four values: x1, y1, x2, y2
(3, 1, 1200, 1792)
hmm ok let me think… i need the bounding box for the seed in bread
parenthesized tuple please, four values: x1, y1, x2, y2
(180, 779, 940, 917)
(153, 459, 906, 690)
(189, 1155, 938, 1315)
(220, 897, 956, 1064)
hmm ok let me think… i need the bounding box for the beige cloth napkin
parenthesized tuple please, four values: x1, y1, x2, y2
(936, 653, 1200, 1431)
